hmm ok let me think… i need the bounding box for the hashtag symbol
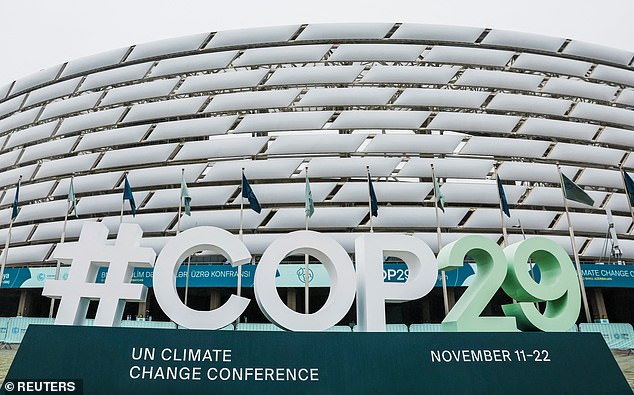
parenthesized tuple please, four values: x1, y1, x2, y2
(43, 222, 156, 327)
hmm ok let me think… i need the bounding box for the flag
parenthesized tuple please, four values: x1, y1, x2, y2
(68, 177, 77, 217)
(305, 175, 314, 218)
(181, 173, 191, 216)
(561, 173, 594, 206)
(368, 173, 378, 217)
(496, 175, 511, 218)
(123, 175, 137, 216)
(623, 171, 634, 207)
(433, 175, 445, 213)
(242, 174, 261, 214)
(11, 179, 20, 221)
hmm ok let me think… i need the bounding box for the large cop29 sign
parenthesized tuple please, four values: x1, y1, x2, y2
(9, 223, 633, 395)
(42, 222, 580, 332)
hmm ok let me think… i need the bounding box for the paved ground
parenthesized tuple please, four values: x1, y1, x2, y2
(0, 347, 633, 390)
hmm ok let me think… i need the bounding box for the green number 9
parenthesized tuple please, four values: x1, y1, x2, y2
(501, 237, 581, 331)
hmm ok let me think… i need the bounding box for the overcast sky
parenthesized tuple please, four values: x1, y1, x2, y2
(1, 0, 632, 84)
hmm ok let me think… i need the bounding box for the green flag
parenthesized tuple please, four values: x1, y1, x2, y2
(181, 173, 192, 216)
(68, 177, 77, 217)
(305, 175, 314, 218)
(561, 173, 594, 206)
(433, 175, 445, 213)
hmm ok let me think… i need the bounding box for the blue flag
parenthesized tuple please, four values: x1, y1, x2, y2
(368, 173, 378, 217)
(496, 175, 511, 218)
(11, 179, 20, 221)
(242, 174, 261, 214)
(123, 175, 136, 216)
(624, 171, 634, 207)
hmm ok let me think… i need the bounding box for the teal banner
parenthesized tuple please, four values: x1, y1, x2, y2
(4, 326, 631, 395)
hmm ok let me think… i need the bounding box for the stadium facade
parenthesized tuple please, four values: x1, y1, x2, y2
(0, 23, 633, 327)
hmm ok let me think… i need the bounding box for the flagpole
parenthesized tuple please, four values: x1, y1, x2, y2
(177, 168, 193, 307)
(619, 167, 634, 224)
(235, 168, 245, 328)
(120, 171, 127, 225)
(0, 175, 21, 291)
(494, 164, 509, 247)
(49, 179, 72, 318)
(557, 165, 592, 323)
(431, 164, 449, 316)
(304, 168, 309, 313)
(367, 166, 374, 233)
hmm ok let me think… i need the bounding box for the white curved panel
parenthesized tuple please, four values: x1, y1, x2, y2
(428, 112, 520, 133)
(0, 150, 20, 169)
(15, 200, 68, 222)
(331, 110, 429, 130)
(563, 41, 633, 66)
(230, 182, 336, 204)
(53, 172, 123, 196)
(100, 78, 179, 106)
(147, 116, 237, 141)
(512, 53, 591, 77)
(298, 87, 397, 107)
(590, 65, 634, 86)
(76, 191, 149, 215)
(616, 89, 634, 106)
(518, 118, 599, 141)
(1, 181, 55, 205)
(0, 165, 38, 188)
(20, 136, 78, 163)
(96, 143, 177, 169)
(488, 93, 571, 116)
(0, 83, 13, 101)
(57, 107, 126, 135)
(127, 33, 209, 61)
(482, 29, 565, 52)
(0, 95, 25, 118)
(548, 142, 626, 166)
(203, 159, 303, 182)
(392, 24, 484, 42)
(597, 127, 634, 147)
(177, 69, 268, 94)
(465, 208, 557, 230)
(233, 45, 331, 67)
(396, 88, 488, 109)
(508, 234, 585, 256)
(361, 65, 459, 84)
(584, 238, 634, 259)
(553, 212, 630, 234)
(174, 136, 269, 161)
(144, 185, 238, 210)
(424, 46, 513, 67)
(364, 134, 463, 154)
(455, 69, 543, 91)
(75, 125, 149, 151)
(0, 244, 52, 265)
(372, 207, 468, 228)
(5, 122, 57, 149)
(331, 182, 433, 203)
(30, 218, 97, 241)
(35, 153, 100, 179)
(24, 78, 81, 107)
(266, 207, 367, 229)
(206, 25, 300, 48)
(11, 65, 63, 95)
(399, 158, 494, 179)
(102, 213, 176, 234)
(204, 89, 301, 112)
(0, 107, 40, 134)
(523, 187, 606, 209)
(570, 102, 634, 127)
(267, 134, 365, 155)
(39, 92, 101, 120)
(542, 78, 618, 101)
(297, 23, 393, 40)
(0, 225, 34, 243)
(441, 181, 526, 204)
(329, 44, 424, 62)
(604, 193, 631, 213)
(497, 162, 578, 183)
(61, 47, 129, 77)
(80, 62, 154, 91)
(265, 65, 364, 86)
(176, 209, 270, 231)
(460, 137, 550, 158)
(576, 168, 624, 189)
(123, 97, 207, 123)
(151, 51, 238, 77)
(126, 163, 206, 187)
(234, 111, 333, 133)
(302, 157, 400, 178)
